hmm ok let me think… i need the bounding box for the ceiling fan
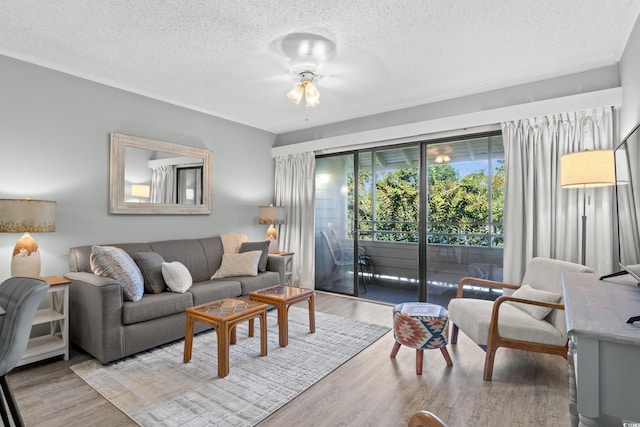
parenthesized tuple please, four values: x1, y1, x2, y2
(279, 32, 337, 107)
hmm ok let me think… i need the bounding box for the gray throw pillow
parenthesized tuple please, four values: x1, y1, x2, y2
(90, 245, 144, 302)
(133, 252, 167, 294)
(239, 240, 270, 272)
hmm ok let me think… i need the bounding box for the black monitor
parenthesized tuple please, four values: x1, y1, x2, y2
(605, 120, 640, 285)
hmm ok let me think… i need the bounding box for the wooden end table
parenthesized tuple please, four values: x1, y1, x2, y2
(183, 297, 267, 378)
(249, 285, 315, 347)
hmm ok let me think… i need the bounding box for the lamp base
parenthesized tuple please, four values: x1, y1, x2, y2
(11, 232, 41, 278)
(11, 252, 41, 278)
(268, 239, 279, 254)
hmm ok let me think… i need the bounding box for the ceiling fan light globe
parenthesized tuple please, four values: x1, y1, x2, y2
(304, 81, 320, 106)
(287, 83, 304, 104)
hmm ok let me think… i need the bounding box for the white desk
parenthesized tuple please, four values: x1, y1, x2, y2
(563, 272, 640, 427)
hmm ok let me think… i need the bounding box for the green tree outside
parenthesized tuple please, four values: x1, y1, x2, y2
(348, 161, 504, 247)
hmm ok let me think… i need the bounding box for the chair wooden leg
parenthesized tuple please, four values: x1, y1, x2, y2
(440, 347, 453, 366)
(390, 341, 401, 358)
(0, 375, 25, 427)
(450, 323, 459, 344)
(483, 348, 497, 381)
(416, 349, 423, 375)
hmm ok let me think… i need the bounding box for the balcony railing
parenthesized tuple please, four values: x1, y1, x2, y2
(354, 220, 504, 248)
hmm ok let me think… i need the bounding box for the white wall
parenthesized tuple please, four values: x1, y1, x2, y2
(0, 55, 277, 279)
(620, 13, 640, 138)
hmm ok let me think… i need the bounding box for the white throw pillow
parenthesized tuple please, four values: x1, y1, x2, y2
(161, 262, 193, 293)
(211, 251, 262, 279)
(508, 284, 562, 320)
(90, 245, 144, 302)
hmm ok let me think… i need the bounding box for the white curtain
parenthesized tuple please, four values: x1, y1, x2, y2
(501, 107, 615, 283)
(150, 165, 175, 203)
(274, 152, 316, 289)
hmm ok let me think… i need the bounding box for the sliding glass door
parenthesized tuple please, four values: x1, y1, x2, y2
(314, 132, 504, 307)
(424, 135, 505, 305)
(315, 154, 358, 295)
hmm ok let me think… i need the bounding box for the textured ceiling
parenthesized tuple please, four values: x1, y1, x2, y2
(1, 1, 639, 134)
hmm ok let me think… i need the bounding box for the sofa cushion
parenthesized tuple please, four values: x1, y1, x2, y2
(232, 271, 281, 295)
(239, 241, 270, 272)
(188, 280, 243, 305)
(133, 252, 167, 294)
(90, 245, 144, 302)
(148, 239, 211, 283)
(508, 284, 562, 320)
(162, 261, 193, 293)
(211, 251, 262, 279)
(122, 292, 193, 325)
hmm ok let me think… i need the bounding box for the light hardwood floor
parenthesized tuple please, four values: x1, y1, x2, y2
(10, 292, 576, 427)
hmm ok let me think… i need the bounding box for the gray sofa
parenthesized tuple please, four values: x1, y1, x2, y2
(65, 236, 284, 364)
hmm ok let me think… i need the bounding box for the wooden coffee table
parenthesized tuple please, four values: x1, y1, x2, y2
(249, 285, 315, 347)
(183, 297, 267, 378)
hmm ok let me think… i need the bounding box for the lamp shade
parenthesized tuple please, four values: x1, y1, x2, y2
(0, 198, 56, 233)
(435, 154, 451, 164)
(287, 84, 304, 105)
(258, 206, 286, 224)
(560, 150, 615, 188)
(304, 81, 320, 107)
(131, 184, 150, 198)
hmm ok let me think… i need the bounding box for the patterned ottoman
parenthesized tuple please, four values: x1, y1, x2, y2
(390, 302, 453, 375)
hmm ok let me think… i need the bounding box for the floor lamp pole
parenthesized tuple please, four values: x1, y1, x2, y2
(581, 192, 587, 266)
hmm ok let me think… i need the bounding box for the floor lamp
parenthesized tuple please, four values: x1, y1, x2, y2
(560, 149, 615, 265)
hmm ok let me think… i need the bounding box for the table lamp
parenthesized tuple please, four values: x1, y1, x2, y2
(0, 198, 56, 278)
(258, 205, 285, 253)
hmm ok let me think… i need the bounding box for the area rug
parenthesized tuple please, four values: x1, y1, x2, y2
(71, 307, 390, 426)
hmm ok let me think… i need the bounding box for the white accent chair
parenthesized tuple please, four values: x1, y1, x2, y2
(447, 257, 594, 381)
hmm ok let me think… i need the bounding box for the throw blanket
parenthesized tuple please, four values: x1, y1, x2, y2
(220, 232, 248, 253)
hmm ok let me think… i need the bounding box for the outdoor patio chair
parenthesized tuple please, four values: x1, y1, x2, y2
(447, 257, 593, 380)
(320, 230, 369, 291)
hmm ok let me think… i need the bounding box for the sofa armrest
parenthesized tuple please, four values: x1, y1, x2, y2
(266, 254, 286, 284)
(64, 272, 126, 364)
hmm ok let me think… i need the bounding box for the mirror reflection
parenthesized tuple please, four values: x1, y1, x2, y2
(124, 146, 204, 205)
(110, 133, 212, 214)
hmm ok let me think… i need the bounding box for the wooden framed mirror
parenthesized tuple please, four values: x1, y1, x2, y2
(109, 132, 212, 214)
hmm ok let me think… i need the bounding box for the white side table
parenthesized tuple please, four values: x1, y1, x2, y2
(17, 276, 70, 366)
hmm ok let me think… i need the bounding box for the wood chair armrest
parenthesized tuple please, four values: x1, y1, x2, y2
(456, 277, 520, 298)
(488, 296, 565, 339)
(495, 295, 565, 312)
